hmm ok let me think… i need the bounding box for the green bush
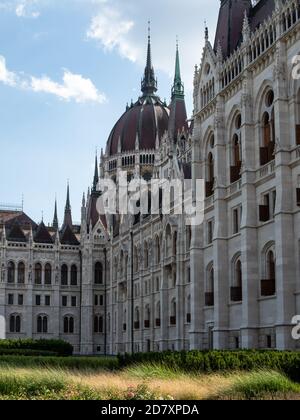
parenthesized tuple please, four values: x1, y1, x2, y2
(0, 349, 57, 357)
(0, 339, 73, 356)
(118, 350, 300, 381)
(0, 355, 119, 371)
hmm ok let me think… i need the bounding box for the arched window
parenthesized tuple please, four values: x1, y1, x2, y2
(70, 265, 77, 286)
(173, 231, 177, 256)
(134, 247, 139, 273)
(186, 295, 191, 323)
(95, 262, 103, 284)
(44, 264, 52, 285)
(231, 259, 243, 302)
(205, 265, 214, 306)
(170, 299, 176, 325)
(37, 316, 48, 333)
(261, 248, 276, 296)
(144, 242, 149, 269)
(144, 305, 150, 328)
(8, 261, 15, 283)
(64, 316, 74, 334)
(260, 90, 275, 165)
(17, 262, 25, 284)
(9, 315, 21, 333)
(94, 316, 103, 334)
(155, 301, 161, 327)
(155, 236, 161, 264)
(230, 114, 242, 184)
(134, 307, 140, 329)
(166, 224, 172, 257)
(61, 264, 68, 286)
(206, 152, 214, 197)
(34, 263, 42, 285)
(186, 226, 191, 251)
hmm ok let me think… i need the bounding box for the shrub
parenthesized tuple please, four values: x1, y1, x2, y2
(118, 350, 300, 381)
(0, 339, 73, 356)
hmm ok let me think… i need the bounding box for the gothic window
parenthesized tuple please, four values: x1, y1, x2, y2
(94, 316, 103, 334)
(261, 247, 276, 297)
(260, 90, 275, 166)
(173, 231, 177, 256)
(17, 262, 25, 284)
(166, 224, 172, 257)
(64, 316, 75, 334)
(206, 145, 214, 197)
(9, 315, 21, 333)
(144, 305, 150, 328)
(70, 265, 78, 286)
(144, 242, 149, 269)
(230, 114, 242, 183)
(155, 301, 161, 327)
(134, 307, 140, 329)
(37, 315, 48, 333)
(34, 263, 42, 285)
(231, 259, 243, 302)
(61, 264, 68, 286)
(170, 299, 176, 325)
(186, 295, 191, 324)
(205, 265, 214, 307)
(134, 247, 139, 273)
(95, 262, 103, 284)
(45, 263, 52, 285)
(8, 261, 15, 283)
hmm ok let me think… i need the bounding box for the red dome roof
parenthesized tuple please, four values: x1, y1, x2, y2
(106, 95, 169, 157)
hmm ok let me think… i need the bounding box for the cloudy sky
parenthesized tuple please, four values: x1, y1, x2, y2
(0, 0, 220, 224)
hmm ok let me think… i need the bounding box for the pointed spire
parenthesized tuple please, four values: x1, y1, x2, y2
(171, 39, 184, 99)
(63, 182, 73, 229)
(93, 152, 99, 192)
(53, 198, 59, 230)
(141, 21, 157, 96)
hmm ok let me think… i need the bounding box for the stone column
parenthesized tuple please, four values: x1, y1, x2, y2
(240, 72, 260, 348)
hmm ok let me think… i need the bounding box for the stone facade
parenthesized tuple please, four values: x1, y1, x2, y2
(1, 0, 300, 354)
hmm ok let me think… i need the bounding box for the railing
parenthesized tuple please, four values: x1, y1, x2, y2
(205, 292, 214, 307)
(230, 287, 243, 302)
(261, 279, 276, 297)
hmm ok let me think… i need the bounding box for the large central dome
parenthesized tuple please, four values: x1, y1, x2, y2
(105, 32, 188, 159)
(106, 96, 169, 156)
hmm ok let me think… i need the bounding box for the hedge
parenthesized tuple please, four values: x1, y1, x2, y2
(0, 339, 73, 356)
(117, 350, 300, 382)
(0, 355, 119, 370)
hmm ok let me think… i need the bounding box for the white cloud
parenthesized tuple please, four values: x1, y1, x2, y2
(0, 55, 106, 104)
(15, 0, 40, 18)
(0, 56, 17, 86)
(86, 0, 219, 93)
(87, 6, 139, 62)
(30, 70, 106, 104)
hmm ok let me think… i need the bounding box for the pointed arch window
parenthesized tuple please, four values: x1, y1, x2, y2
(261, 248, 276, 296)
(231, 259, 243, 302)
(17, 262, 25, 284)
(205, 266, 214, 306)
(9, 315, 21, 333)
(37, 315, 48, 333)
(34, 263, 42, 285)
(70, 265, 78, 286)
(8, 261, 15, 284)
(95, 262, 103, 284)
(64, 316, 75, 334)
(45, 264, 52, 285)
(61, 264, 68, 286)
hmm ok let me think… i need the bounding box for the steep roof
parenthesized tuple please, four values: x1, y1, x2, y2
(0, 210, 36, 229)
(34, 221, 54, 244)
(60, 224, 79, 246)
(6, 222, 27, 242)
(214, 0, 275, 58)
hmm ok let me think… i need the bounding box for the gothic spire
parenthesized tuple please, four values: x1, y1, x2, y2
(171, 40, 184, 99)
(141, 22, 157, 96)
(93, 153, 99, 192)
(63, 182, 73, 228)
(52, 198, 59, 230)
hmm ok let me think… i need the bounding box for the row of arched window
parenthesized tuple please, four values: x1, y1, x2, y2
(9, 315, 76, 334)
(204, 248, 276, 306)
(205, 89, 276, 197)
(6, 261, 104, 286)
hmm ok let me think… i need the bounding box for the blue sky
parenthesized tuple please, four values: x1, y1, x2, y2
(0, 0, 219, 224)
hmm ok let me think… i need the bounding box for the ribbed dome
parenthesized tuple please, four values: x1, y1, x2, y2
(106, 95, 169, 157)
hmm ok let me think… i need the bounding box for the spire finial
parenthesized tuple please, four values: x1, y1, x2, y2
(93, 150, 99, 192)
(171, 38, 184, 99)
(141, 21, 157, 96)
(63, 181, 73, 228)
(53, 196, 59, 230)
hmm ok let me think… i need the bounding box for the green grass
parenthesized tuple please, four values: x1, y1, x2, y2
(213, 371, 300, 400)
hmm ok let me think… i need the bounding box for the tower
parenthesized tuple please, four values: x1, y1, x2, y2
(63, 182, 73, 228)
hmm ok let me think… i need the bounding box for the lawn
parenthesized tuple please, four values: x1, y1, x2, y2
(0, 360, 299, 400)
